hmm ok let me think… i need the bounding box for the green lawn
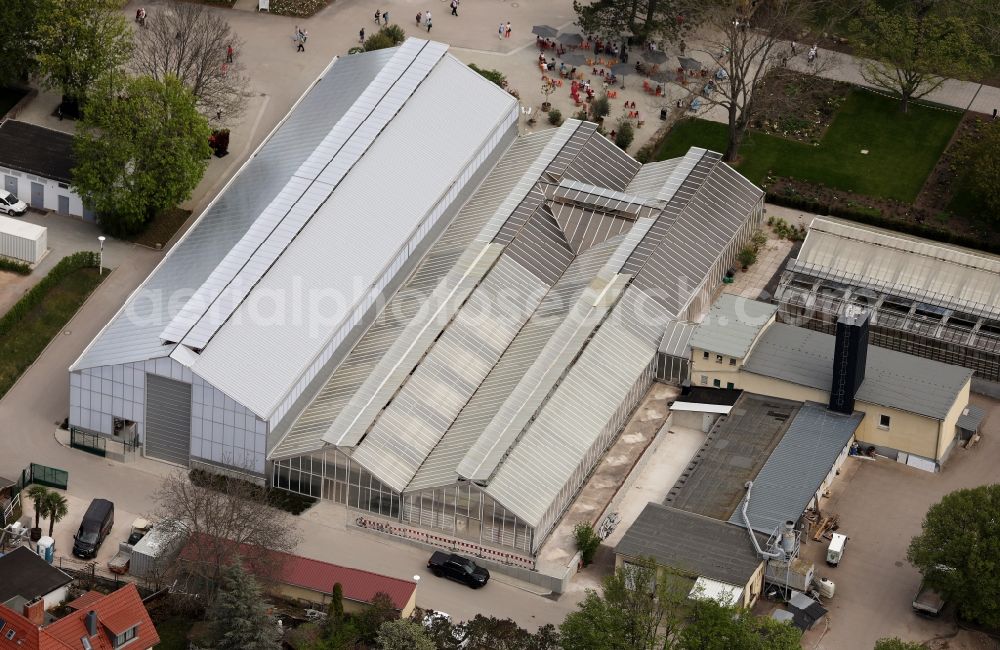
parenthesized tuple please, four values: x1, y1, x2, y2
(0, 87, 27, 117)
(656, 90, 962, 202)
(0, 256, 105, 399)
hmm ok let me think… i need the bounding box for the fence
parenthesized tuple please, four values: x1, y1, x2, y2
(29, 463, 69, 490)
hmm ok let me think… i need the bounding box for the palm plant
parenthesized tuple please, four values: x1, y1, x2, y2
(43, 492, 69, 538)
(27, 485, 49, 530)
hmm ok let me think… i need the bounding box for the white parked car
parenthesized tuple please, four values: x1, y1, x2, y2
(0, 189, 27, 216)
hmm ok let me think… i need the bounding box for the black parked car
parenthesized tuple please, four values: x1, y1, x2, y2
(427, 551, 490, 588)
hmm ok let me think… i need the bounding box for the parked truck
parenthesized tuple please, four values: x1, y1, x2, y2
(912, 581, 946, 616)
(106, 518, 151, 574)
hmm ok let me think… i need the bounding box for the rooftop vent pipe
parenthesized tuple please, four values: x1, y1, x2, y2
(741, 481, 784, 560)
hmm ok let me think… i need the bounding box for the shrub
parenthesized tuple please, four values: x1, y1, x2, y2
(737, 245, 758, 268)
(0, 252, 98, 338)
(548, 108, 563, 126)
(614, 119, 634, 150)
(468, 63, 507, 88)
(751, 228, 768, 248)
(0, 257, 31, 275)
(573, 109, 589, 121)
(363, 32, 396, 52)
(573, 522, 601, 567)
(188, 468, 317, 515)
(591, 95, 610, 119)
(379, 24, 406, 45)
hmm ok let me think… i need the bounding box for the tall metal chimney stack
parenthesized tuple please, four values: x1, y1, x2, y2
(829, 306, 870, 414)
(780, 520, 796, 555)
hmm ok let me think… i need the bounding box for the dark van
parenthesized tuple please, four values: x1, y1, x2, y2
(72, 498, 114, 558)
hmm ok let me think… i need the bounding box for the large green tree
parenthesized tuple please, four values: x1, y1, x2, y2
(907, 484, 1000, 627)
(560, 558, 690, 650)
(73, 74, 211, 236)
(0, 0, 43, 86)
(35, 0, 132, 101)
(572, 0, 702, 48)
(375, 619, 435, 650)
(678, 599, 801, 650)
(207, 563, 281, 650)
(853, 2, 989, 112)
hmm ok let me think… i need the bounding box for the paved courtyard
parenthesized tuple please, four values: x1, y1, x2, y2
(797, 396, 999, 649)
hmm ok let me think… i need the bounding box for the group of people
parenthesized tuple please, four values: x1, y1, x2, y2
(372, 9, 389, 25)
(415, 10, 432, 32)
(498, 21, 512, 39)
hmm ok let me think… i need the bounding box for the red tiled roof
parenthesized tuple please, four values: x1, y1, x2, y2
(46, 584, 159, 650)
(179, 533, 416, 611)
(0, 584, 158, 650)
(64, 592, 104, 612)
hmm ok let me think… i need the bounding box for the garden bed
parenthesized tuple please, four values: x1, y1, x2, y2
(766, 176, 1000, 253)
(0, 252, 106, 399)
(751, 68, 850, 144)
(917, 111, 992, 221)
(268, 0, 332, 17)
(124, 207, 192, 249)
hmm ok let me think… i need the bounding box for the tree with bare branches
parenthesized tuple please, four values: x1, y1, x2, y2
(131, 2, 250, 123)
(152, 470, 300, 599)
(676, 0, 827, 162)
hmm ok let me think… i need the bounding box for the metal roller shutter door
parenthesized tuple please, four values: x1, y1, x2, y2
(145, 374, 192, 466)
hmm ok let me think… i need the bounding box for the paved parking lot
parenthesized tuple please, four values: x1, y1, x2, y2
(799, 395, 999, 649)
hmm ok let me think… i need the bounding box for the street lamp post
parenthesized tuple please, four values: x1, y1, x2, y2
(97, 236, 105, 276)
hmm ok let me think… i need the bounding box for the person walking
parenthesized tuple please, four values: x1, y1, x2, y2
(426, 14, 432, 32)
(359, 27, 365, 43)
(416, 11, 422, 26)
(451, 0, 458, 16)
(993, 108, 998, 121)
(425, 10, 431, 25)
(226, 44, 233, 63)
(382, 10, 388, 24)
(790, 41, 797, 56)
(374, 9, 381, 24)
(498, 22, 505, 39)
(505, 21, 512, 38)
(297, 34, 305, 52)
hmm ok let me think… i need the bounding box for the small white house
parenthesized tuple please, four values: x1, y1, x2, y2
(0, 120, 92, 221)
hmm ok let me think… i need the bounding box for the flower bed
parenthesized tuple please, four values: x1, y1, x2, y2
(752, 68, 850, 144)
(268, 0, 331, 17)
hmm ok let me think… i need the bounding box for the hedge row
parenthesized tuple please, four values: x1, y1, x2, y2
(0, 251, 99, 338)
(0, 257, 31, 275)
(189, 468, 317, 515)
(765, 191, 1000, 255)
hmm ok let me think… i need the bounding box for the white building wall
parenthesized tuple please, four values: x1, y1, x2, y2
(70, 357, 267, 472)
(0, 167, 85, 218)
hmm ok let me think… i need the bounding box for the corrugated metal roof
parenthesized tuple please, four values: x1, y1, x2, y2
(791, 217, 1000, 319)
(689, 293, 777, 358)
(743, 322, 972, 420)
(728, 402, 862, 534)
(624, 157, 682, 197)
(407, 234, 623, 492)
(630, 154, 764, 316)
(161, 40, 444, 349)
(71, 48, 396, 371)
(321, 243, 503, 449)
(550, 201, 634, 254)
(560, 130, 642, 190)
(957, 404, 986, 431)
(483, 287, 667, 527)
(616, 503, 763, 586)
(659, 319, 697, 357)
(269, 131, 557, 460)
(350, 256, 548, 492)
(665, 393, 799, 520)
(456, 220, 655, 484)
(552, 179, 664, 214)
(187, 53, 518, 418)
